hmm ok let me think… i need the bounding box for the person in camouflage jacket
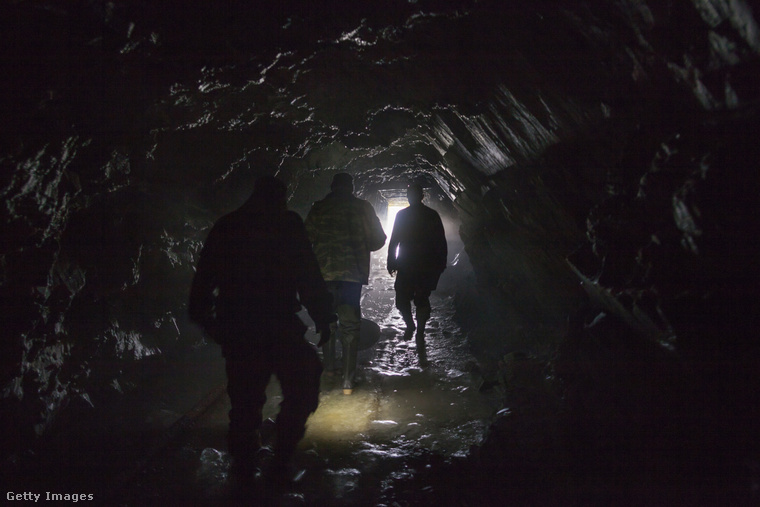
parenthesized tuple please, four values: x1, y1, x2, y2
(305, 173, 386, 394)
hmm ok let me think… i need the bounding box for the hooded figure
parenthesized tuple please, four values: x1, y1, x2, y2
(305, 172, 386, 394)
(189, 175, 333, 488)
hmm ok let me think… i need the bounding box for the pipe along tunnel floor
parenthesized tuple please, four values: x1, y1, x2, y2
(113, 261, 502, 505)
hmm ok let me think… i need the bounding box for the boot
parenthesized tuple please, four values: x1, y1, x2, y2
(415, 319, 428, 365)
(266, 417, 307, 493)
(322, 331, 338, 375)
(228, 429, 262, 479)
(341, 336, 358, 395)
(415, 334, 428, 366)
(414, 301, 430, 342)
(263, 454, 297, 494)
(415, 317, 427, 341)
(400, 310, 415, 340)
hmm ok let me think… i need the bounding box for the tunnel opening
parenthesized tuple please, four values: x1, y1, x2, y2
(381, 195, 407, 235)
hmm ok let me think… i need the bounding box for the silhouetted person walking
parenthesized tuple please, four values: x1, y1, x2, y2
(387, 183, 447, 363)
(305, 173, 386, 394)
(188, 176, 334, 489)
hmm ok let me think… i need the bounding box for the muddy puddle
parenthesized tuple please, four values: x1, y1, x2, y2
(123, 249, 502, 505)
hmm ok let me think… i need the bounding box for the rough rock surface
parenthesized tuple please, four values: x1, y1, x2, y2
(2, 1, 759, 502)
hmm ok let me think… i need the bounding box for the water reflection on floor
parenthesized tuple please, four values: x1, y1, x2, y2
(125, 255, 502, 505)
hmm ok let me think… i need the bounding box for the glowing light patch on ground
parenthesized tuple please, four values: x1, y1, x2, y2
(303, 389, 379, 443)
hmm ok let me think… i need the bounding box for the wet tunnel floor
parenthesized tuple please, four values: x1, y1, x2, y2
(115, 263, 503, 505)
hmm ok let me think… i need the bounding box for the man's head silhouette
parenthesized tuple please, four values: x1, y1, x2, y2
(407, 182, 424, 205)
(246, 175, 287, 210)
(331, 173, 354, 193)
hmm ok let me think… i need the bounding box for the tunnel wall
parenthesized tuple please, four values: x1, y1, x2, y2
(2, 0, 760, 469)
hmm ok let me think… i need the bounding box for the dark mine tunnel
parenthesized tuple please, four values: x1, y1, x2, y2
(2, 0, 760, 505)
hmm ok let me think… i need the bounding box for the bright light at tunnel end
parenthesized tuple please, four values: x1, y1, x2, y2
(386, 204, 405, 234)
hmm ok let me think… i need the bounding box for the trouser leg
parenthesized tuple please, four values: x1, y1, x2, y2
(272, 338, 322, 466)
(394, 273, 416, 338)
(395, 291, 414, 325)
(414, 291, 432, 338)
(413, 289, 432, 364)
(225, 353, 270, 462)
(322, 321, 339, 372)
(327, 281, 363, 394)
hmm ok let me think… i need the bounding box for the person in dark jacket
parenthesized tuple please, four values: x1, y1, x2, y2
(188, 175, 334, 486)
(387, 182, 447, 363)
(304, 173, 386, 394)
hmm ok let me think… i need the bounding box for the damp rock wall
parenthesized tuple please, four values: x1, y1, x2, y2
(1, 0, 759, 469)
